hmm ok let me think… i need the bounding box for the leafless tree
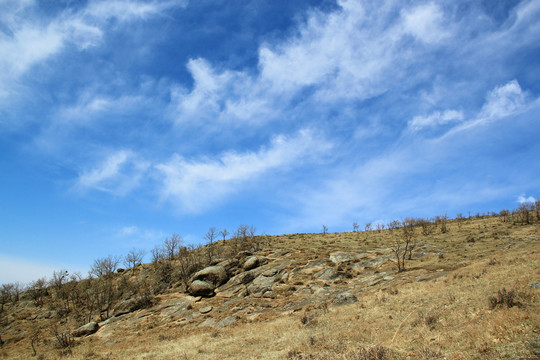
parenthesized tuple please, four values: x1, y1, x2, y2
(204, 227, 218, 263)
(163, 233, 183, 259)
(151, 245, 164, 266)
(352, 222, 359, 232)
(0, 284, 13, 312)
(90, 256, 121, 278)
(29, 277, 48, 307)
(89, 256, 121, 319)
(392, 219, 416, 272)
(123, 248, 146, 272)
(220, 228, 229, 241)
(322, 225, 328, 235)
(387, 220, 401, 232)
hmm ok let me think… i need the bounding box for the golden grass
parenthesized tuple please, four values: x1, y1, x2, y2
(1, 216, 539, 359)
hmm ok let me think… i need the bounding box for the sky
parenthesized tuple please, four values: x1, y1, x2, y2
(1, 0, 539, 284)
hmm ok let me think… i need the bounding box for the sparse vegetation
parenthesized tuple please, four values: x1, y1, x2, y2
(0, 205, 538, 359)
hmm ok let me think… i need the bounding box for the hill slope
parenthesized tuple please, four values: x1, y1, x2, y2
(1, 214, 539, 359)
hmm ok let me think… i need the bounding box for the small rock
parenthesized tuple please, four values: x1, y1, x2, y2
(216, 315, 239, 328)
(200, 306, 213, 314)
(198, 318, 216, 327)
(263, 268, 278, 277)
(72, 322, 99, 337)
(530, 281, 540, 289)
(316, 268, 340, 281)
(332, 292, 358, 306)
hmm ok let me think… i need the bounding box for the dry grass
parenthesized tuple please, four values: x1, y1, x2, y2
(1, 216, 539, 359)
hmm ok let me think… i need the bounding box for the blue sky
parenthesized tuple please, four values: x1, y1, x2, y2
(1, 0, 539, 284)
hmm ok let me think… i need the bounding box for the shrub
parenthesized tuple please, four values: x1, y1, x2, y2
(488, 288, 520, 309)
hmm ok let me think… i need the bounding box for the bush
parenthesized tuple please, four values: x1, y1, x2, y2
(488, 288, 520, 309)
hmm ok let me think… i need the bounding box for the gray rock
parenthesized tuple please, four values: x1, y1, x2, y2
(188, 280, 215, 297)
(159, 298, 193, 317)
(216, 315, 239, 328)
(200, 306, 213, 314)
(332, 292, 358, 306)
(530, 281, 540, 289)
(263, 268, 278, 277)
(72, 322, 99, 337)
(301, 259, 327, 274)
(190, 266, 228, 287)
(329, 252, 369, 265)
(217, 259, 239, 271)
(316, 268, 340, 281)
(198, 318, 216, 327)
(247, 273, 275, 297)
(243, 256, 263, 271)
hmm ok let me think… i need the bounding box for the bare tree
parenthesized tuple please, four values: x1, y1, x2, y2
(387, 220, 401, 232)
(322, 225, 328, 235)
(0, 284, 14, 312)
(204, 227, 218, 263)
(89, 256, 121, 319)
(352, 222, 359, 232)
(163, 233, 183, 259)
(90, 256, 121, 278)
(392, 219, 416, 272)
(220, 228, 229, 241)
(29, 277, 48, 307)
(123, 248, 146, 272)
(151, 245, 164, 266)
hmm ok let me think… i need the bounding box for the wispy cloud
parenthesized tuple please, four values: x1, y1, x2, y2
(284, 79, 540, 231)
(401, 3, 450, 44)
(518, 194, 536, 204)
(0, 0, 185, 103)
(75, 150, 149, 195)
(155, 129, 333, 213)
(408, 110, 464, 132)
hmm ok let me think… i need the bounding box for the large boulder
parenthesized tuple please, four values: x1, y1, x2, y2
(243, 256, 263, 270)
(188, 280, 215, 297)
(190, 265, 228, 287)
(72, 322, 99, 337)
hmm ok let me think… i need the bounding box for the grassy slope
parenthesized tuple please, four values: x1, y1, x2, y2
(1, 215, 539, 359)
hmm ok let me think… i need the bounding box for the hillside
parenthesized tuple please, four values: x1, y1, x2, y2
(1, 211, 539, 359)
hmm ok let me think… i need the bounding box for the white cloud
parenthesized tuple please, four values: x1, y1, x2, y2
(408, 109, 464, 131)
(84, 0, 183, 23)
(171, 0, 455, 128)
(155, 129, 333, 213)
(0, 0, 185, 102)
(518, 195, 536, 204)
(115, 226, 164, 249)
(75, 150, 149, 195)
(57, 93, 147, 125)
(401, 3, 449, 44)
(479, 80, 527, 119)
(436, 80, 532, 138)
(117, 225, 139, 237)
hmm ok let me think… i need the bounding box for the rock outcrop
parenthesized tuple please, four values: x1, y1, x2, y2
(72, 322, 99, 337)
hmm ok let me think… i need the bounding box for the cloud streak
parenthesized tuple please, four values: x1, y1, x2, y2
(156, 129, 333, 213)
(75, 150, 149, 195)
